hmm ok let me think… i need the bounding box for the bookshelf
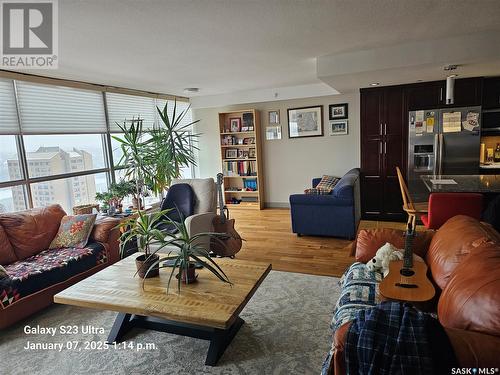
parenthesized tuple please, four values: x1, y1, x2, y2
(219, 109, 264, 210)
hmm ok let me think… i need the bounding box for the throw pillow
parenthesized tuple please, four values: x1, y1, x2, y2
(49, 214, 97, 249)
(316, 175, 340, 193)
(304, 187, 332, 195)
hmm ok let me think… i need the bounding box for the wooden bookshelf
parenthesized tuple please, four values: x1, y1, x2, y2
(219, 109, 264, 210)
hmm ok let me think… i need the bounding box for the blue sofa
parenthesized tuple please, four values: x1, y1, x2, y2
(289, 168, 361, 239)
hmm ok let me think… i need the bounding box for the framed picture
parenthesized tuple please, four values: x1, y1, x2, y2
(329, 103, 348, 120)
(268, 110, 280, 125)
(238, 150, 249, 159)
(249, 148, 256, 158)
(229, 118, 241, 132)
(287, 106, 323, 138)
(242, 112, 254, 127)
(225, 149, 238, 158)
(329, 120, 348, 136)
(237, 138, 244, 145)
(266, 125, 282, 140)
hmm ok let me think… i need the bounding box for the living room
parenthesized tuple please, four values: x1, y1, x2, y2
(1, 1, 500, 374)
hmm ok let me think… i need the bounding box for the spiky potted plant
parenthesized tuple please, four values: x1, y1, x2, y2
(143, 214, 232, 293)
(119, 209, 172, 278)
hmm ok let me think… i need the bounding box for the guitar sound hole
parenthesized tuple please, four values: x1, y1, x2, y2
(400, 268, 415, 277)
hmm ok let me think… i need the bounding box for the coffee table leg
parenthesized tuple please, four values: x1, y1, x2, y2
(107, 312, 132, 343)
(205, 317, 244, 366)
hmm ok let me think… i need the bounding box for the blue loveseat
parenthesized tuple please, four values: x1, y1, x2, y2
(289, 168, 360, 239)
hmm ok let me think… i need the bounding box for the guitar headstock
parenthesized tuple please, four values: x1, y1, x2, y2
(216, 173, 224, 186)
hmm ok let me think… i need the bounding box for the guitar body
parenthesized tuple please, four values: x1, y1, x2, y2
(379, 260, 435, 302)
(211, 217, 242, 257)
(211, 173, 243, 257)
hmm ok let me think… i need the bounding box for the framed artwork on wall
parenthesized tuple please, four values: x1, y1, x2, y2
(329, 103, 348, 120)
(268, 110, 280, 125)
(329, 120, 348, 136)
(287, 106, 323, 138)
(266, 125, 282, 140)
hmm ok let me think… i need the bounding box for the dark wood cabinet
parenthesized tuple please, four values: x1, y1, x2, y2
(483, 77, 500, 109)
(361, 87, 405, 221)
(406, 81, 444, 110)
(453, 77, 483, 107)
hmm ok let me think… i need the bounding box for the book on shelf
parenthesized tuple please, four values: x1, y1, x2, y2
(223, 160, 257, 176)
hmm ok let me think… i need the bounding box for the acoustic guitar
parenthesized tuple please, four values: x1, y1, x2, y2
(211, 173, 243, 257)
(379, 225, 435, 302)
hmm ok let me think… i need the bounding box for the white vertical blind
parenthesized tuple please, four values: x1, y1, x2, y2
(156, 99, 193, 130)
(16, 81, 107, 134)
(0, 79, 20, 134)
(106, 93, 157, 132)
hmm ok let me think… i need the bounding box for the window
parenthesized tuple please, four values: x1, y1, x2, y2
(0, 75, 193, 213)
(23, 134, 106, 178)
(30, 172, 108, 214)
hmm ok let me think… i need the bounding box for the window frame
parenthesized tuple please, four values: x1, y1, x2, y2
(0, 80, 195, 213)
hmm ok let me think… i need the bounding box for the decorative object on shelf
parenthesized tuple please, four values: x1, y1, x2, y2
(329, 103, 348, 120)
(266, 125, 282, 140)
(225, 149, 238, 159)
(268, 110, 280, 125)
(238, 150, 249, 159)
(287, 106, 323, 138)
(329, 120, 348, 136)
(243, 137, 255, 144)
(222, 135, 235, 145)
(249, 148, 256, 158)
(244, 178, 258, 191)
(241, 126, 249, 132)
(237, 138, 244, 145)
(242, 112, 254, 129)
(230, 118, 241, 132)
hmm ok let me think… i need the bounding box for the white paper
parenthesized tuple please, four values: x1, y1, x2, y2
(442, 112, 462, 133)
(430, 179, 458, 185)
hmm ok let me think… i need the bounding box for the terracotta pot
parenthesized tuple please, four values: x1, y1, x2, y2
(135, 254, 160, 278)
(180, 263, 197, 284)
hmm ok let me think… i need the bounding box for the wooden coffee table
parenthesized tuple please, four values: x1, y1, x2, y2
(54, 256, 271, 366)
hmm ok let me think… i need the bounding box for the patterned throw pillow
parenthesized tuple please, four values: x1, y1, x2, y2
(304, 187, 332, 195)
(316, 175, 340, 193)
(49, 214, 97, 249)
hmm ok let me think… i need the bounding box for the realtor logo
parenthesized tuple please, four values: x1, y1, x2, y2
(1, 0, 58, 68)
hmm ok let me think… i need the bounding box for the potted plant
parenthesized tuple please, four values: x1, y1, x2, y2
(142, 214, 232, 293)
(118, 209, 172, 278)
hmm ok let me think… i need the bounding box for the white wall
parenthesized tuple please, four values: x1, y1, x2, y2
(193, 93, 360, 207)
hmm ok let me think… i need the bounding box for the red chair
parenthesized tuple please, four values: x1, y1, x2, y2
(420, 193, 483, 230)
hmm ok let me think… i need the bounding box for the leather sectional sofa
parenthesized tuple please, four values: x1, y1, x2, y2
(328, 215, 500, 374)
(0, 204, 121, 329)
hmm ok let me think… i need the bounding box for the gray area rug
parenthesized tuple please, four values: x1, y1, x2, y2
(1, 271, 339, 375)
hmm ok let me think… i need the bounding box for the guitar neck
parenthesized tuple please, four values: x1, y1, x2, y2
(403, 232, 415, 269)
(216, 173, 226, 223)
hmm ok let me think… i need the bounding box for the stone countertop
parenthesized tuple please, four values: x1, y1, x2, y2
(480, 163, 500, 169)
(421, 174, 500, 193)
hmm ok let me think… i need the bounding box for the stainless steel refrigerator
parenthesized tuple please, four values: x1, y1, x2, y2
(408, 106, 481, 201)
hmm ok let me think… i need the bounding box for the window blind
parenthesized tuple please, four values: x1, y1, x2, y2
(0, 79, 20, 134)
(106, 93, 157, 132)
(16, 81, 107, 134)
(156, 99, 193, 130)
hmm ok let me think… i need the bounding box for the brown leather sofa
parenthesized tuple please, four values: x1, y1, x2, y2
(0, 204, 121, 329)
(330, 215, 500, 374)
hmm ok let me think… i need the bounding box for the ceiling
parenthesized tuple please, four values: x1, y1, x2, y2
(14, 0, 500, 102)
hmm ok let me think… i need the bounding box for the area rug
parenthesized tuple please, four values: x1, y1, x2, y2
(1, 271, 340, 375)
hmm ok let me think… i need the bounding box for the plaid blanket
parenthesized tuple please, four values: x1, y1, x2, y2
(345, 301, 455, 375)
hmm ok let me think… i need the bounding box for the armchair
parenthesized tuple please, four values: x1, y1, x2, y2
(159, 178, 217, 251)
(289, 168, 360, 239)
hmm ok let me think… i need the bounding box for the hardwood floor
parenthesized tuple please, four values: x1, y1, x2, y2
(230, 208, 408, 278)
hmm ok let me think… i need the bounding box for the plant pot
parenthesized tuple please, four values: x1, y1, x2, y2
(180, 263, 197, 284)
(132, 197, 143, 210)
(135, 254, 160, 278)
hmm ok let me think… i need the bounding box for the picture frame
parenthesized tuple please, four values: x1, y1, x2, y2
(287, 106, 323, 139)
(268, 110, 280, 125)
(237, 138, 244, 145)
(329, 103, 348, 120)
(238, 150, 249, 159)
(329, 120, 348, 136)
(241, 126, 249, 132)
(249, 148, 256, 158)
(225, 149, 238, 158)
(266, 125, 282, 140)
(243, 137, 255, 145)
(229, 118, 241, 132)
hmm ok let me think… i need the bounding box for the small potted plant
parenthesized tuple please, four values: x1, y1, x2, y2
(118, 209, 171, 278)
(142, 213, 232, 293)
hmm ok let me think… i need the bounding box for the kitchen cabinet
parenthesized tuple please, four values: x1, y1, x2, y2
(483, 77, 500, 109)
(453, 77, 483, 106)
(405, 81, 444, 110)
(360, 87, 405, 221)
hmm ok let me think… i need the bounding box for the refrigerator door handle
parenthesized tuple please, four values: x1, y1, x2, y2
(384, 123, 387, 135)
(438, 134, 444, 175)
(433, 134, 439, 175)
(379, 123, 383, 135)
